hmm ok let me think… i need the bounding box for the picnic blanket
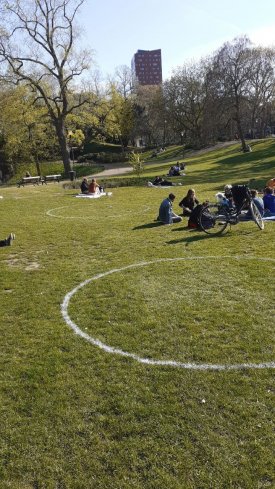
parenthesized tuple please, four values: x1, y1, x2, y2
(75, 192, 112, 199)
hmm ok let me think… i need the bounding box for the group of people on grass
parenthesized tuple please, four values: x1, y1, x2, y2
(80, 178, 103, 195)
(157, 181, 275, 226)
(167, 162, 185, 177)
(1, 177, 103, 249)
(148, 162, 186, 187)
(157, 189, 200, 226)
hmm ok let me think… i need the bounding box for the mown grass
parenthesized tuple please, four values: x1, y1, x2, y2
(0, 140, 274, 488)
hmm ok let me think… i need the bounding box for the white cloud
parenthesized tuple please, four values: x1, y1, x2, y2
(249, 24, 275, 47)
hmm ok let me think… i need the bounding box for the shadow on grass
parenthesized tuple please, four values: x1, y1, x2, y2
(133, 222, 163, 230)
(176, 139, 275, 191)
(167, 230, 231, 245)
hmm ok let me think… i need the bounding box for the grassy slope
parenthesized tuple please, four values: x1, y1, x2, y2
(0, 139, 274, 489)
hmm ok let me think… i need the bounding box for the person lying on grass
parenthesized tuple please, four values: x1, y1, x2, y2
(153, 176, 175, 186)
(157, 193, 182, 225)
(0, 233, 15, 247)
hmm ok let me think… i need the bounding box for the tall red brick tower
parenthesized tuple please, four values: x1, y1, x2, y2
(131, 49, 162, 85)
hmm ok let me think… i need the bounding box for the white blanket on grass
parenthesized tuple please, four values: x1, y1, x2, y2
(75, 192, 112, 199)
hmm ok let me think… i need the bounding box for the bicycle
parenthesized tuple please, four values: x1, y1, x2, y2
(199, 185, 264, 235)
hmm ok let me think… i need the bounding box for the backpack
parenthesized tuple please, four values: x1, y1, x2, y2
(231, 185, 250, 211)
(188, 204, 204, 228)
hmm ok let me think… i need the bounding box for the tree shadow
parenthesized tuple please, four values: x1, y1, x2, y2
(176, 139, 275, 191)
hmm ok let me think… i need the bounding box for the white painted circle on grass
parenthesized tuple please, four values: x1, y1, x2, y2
(47, 204, 151, 219)
(61, 256, 275, 370)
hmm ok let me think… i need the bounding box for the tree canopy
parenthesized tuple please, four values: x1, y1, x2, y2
(0, 0, 91, 175)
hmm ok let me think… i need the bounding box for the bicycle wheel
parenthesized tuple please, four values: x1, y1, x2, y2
(199, 204, 229, 235)
(249, 201, 264, 230)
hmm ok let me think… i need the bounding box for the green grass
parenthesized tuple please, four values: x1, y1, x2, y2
(0, 139, 274, 488)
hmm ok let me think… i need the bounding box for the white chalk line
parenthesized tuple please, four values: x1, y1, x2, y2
(46, 204, 151, 219)
(61, 256, 275, 371)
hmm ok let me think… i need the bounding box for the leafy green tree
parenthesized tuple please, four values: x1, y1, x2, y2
(107, 85, 134, 147)
(67, 129, 85, 149)
(0, 84, 57, 177)
(0, 0, 91, 176)
(129, 151, 144, 177)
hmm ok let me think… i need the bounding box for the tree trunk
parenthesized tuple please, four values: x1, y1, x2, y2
(35, 155, 41, 176)
(235, 105, 246, 151)
(55, 120, 72, 177)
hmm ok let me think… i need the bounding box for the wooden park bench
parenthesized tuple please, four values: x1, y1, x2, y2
(17, 176, 44, 188)
(44, 174, 62, 183)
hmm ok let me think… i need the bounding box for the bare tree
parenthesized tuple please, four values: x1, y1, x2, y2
(113, 65, 133, 99)
(164, 61, 208, 148)
(0, 0, 91, 175)
(248, 47, 275, 138)
(209, 36, 257, 151)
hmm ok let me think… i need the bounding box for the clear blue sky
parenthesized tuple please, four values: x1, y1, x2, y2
(78, 0, 275, 80)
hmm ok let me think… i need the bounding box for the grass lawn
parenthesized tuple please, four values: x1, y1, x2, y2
(0, 140, 274, 488)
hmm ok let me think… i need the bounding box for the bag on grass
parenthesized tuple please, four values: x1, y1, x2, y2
(231, 185, 250, 211)
(188, 204, 204, 229)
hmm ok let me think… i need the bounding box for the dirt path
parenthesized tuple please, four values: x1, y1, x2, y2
(87, 141, 238, 178)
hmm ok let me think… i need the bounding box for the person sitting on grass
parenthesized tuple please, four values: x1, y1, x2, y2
(173, 163, 181, 176)
(241, 189, 264, 219)
(242, 143, 252, 153)
(266, 178, 275, 190)
(223, 184, 235, 209)
(168, 165, 181, 177)
(179, 188, 199, 216)
(80, 178, 89, 194)
(250, 189, 264, 215)
(88, 178, 100, 194)
(0, 233, 15, 247)
(263, 187, 275, 216)
(157, 193, 182, 225)
(168, 166, 175, 177)
(180, 162, 186, 171)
